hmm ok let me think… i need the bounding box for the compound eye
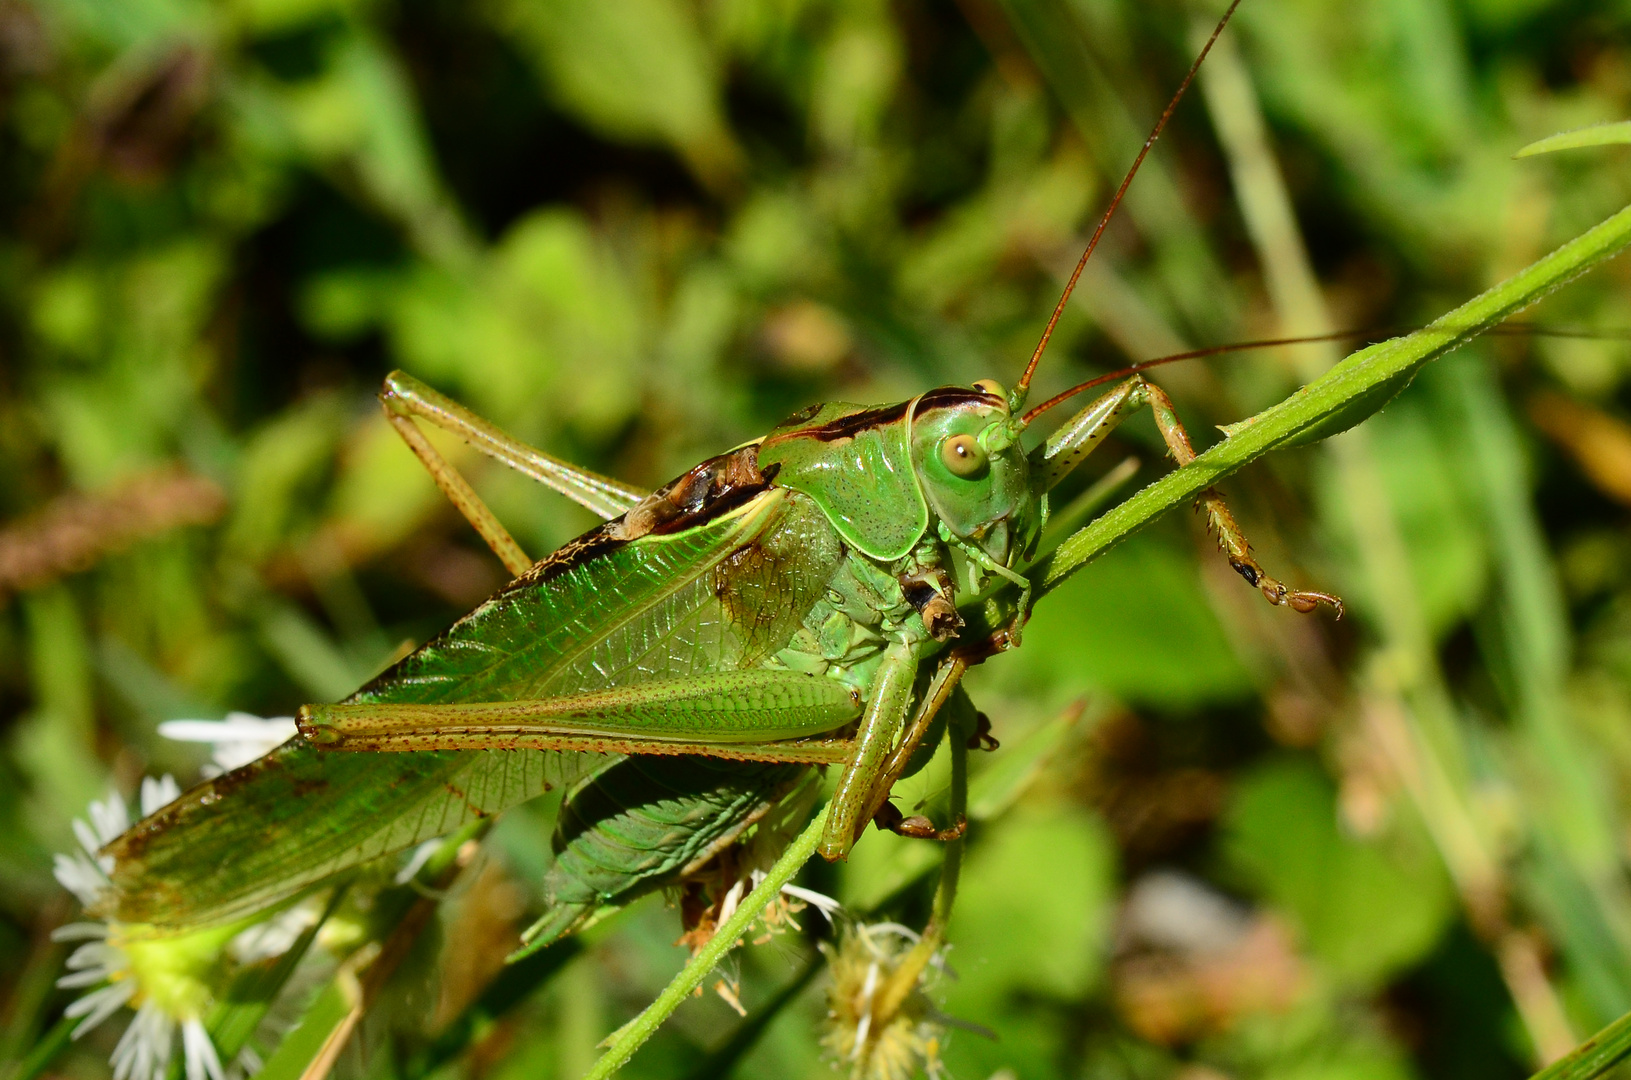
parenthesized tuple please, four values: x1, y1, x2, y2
(972, 378, 1004, 398)
(940, 433, 988, 478)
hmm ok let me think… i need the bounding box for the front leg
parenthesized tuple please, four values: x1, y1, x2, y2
(856, 654, 967, 835)
(1033, 374, 1341, 616)
(820, 637, 922, 860)
(1143, 381, 1342, 616)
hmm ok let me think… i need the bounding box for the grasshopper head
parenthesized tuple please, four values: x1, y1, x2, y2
(909, 380, 1039, 568)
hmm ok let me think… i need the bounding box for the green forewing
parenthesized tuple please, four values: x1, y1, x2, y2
(104, 742, 599, 929)
(103, 486, 847, 928)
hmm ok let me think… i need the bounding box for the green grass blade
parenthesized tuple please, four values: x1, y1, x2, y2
(1529, 1009, 1631, 1080)
(203, 889, 349, 1074)
(1029, 198, 1631, 598)
(1516, 121, 1631, 157)
(255, 824, 486, 1080)
(254, 976, 359, 1080)
(6, 1015, 73, 1080)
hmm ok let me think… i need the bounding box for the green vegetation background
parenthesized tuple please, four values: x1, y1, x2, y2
(5, 0, 1631, 1077)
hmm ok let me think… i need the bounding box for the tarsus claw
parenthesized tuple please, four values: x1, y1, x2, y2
(873, 801, 968, 841)
(1265, 583, 1343, 619)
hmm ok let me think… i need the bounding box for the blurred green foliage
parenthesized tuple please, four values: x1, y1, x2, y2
(5, 0, 1631, 1077)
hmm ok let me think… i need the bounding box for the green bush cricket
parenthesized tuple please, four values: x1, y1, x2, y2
(100, 350, 1336, 941)
(91, 0, 1351, 961)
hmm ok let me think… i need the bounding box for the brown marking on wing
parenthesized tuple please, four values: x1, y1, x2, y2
(712, 541, 781, 645)
(444, 780, 490, 818)
(461, 446, 770, 603)
(101, 743, 315, 863)
(797, 400, 911, 442)
(524, 445, 771, 584)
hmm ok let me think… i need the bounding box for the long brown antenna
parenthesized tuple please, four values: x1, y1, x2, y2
(1022, 329, 1372, 423)
(1014, 0, 1246, 400)
(1018, 321, 1631, 424)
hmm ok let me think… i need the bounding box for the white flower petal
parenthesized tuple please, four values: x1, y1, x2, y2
(159, 715, 297, 743)
(65, 979, 135, 1037)
(89, 793, 131, 847)
(110, 1000, 145, 1078)
(853, 960, 880, 1059)
(51, 921, 109, 942)
(157, 720, 235, 742)
(393, 839, 443, 885)
(65, 941, 124, 971)
(159, 715, 297, 773)
(72, 819, 103, 861)
(781, 884, 842, 924)
(112, 1002, 173, 1080)
(862, 921, 921, 944)
(182, 1019, 225, 1080)
(140, 775, 182, 817)
(716, 878, 748, 927)
(58, 966, 116, 989)
(109, 1006, 143, 1080)
(54, 852, 109, 907)
(231, 902, 318, 964)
